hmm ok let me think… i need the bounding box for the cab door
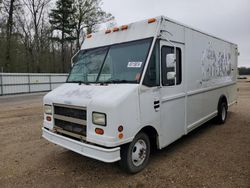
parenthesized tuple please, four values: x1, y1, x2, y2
(139, 40, 161, 140)
(159, 40, 186, 148)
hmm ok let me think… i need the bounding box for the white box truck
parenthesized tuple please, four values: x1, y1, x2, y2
(42, 16, 238, 173)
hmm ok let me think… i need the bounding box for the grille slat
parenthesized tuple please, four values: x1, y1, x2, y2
(54, 119, 86, 136)
(54, 114, 86, 125)
(54, 105, 86, 120)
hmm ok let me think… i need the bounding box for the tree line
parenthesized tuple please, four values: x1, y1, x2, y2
(238, 67, 250, 75)
(0, 0, 114, 73)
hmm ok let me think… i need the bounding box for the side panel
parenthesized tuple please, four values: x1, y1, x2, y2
(139, 20, 237, 150)
(184, 28, 238, 131)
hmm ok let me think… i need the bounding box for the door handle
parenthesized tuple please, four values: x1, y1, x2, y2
(154, 100, 160, 111)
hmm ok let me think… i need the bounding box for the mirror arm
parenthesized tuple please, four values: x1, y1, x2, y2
(71, 50, 81, 68)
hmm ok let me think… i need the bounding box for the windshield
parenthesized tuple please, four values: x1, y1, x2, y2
(67, 38, 152, 84)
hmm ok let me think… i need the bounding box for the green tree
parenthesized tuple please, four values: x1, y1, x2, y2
(238, 67, 250, 75)
(49, 0, 76, 72)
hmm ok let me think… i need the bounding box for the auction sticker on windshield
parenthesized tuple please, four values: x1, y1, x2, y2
(127, 62, 142, 68)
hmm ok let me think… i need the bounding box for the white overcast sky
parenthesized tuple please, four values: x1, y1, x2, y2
(102, 0, 250, 67)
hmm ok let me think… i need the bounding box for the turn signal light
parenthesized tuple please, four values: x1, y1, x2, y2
(121, 25, 128, 30)
(113, 27, 119, 32)
(87, 34, 92, 38)
(105, 29, 111, 34)
(118, 133, 124, 139)
(95, 128, 104, 135)
(46, 116, 52, 122)
(148, 18, 156, 23)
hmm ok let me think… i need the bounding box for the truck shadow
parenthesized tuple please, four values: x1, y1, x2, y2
(150, 111, 235, 159)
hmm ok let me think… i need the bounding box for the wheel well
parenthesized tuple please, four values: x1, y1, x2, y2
(218, 95, 228, 110)
(139, 126, 159, 150)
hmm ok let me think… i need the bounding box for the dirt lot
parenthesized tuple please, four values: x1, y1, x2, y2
(0, 80, 249, 188)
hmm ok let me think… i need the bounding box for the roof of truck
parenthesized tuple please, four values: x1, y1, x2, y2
(81, 16, 237, 50)
(81, 16, 161, 50)
(162, 16, 237, 46)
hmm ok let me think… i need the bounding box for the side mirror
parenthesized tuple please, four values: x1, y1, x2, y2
(166, 54, 176, 68)
(167, 72, 176, 80)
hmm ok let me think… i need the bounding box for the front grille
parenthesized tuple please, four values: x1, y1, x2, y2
(54, 105, 86, 120)
(54, 119, 86, 136)
(53, 104, 87, 139)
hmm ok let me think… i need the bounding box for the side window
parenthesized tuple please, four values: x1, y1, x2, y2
(143, 41, 160, 87)
(161, 46, 182, 86)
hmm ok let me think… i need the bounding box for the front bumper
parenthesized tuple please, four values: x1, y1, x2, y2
(42, 128, 120, 163)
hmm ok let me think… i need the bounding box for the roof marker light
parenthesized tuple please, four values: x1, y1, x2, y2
(86, 34, 92, 38)
(121, 25, 128, 30)
(148, 18, 156, 23)
(105, 29, 111, 34)
(113, 27, 119, 32)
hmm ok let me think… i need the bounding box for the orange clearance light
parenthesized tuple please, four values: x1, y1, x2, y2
(46, 116, 52, 122)
(148, 18, 156, 23)
(118, 133, 124, 139)
(121, 25, 128, 30)
(113, 27, 119, 32)
(95, 128, 104, 135)
(118, 126, 123, 132)
(87, 34, 92, 38)
(105, 29, 111, 34)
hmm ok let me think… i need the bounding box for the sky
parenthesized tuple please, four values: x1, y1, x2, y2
(102, 0, 250, 67)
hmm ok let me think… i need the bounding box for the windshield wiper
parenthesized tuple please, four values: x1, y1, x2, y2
(67, 80, 90, 85)
(99, 79, 138, 85)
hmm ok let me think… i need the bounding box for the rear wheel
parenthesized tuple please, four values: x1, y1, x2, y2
(120, 132, 150, 174)
(217, 101, 228, 124)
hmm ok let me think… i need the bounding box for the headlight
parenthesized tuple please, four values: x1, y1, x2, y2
(44, 105, 52, 114)
(92, 112, 106, 126)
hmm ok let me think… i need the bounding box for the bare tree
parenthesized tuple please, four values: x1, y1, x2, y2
(22, 0, 50, 49)
(15, 7, 35, 72)
(74, 0, 114, 50)
(21, 0, 51, 72)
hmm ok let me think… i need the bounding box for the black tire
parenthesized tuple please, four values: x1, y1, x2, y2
(119, 132, 150, 174)
(216, 101, 228, 124)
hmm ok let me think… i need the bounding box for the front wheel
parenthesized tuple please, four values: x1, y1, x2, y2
(120, 132, 150, 174)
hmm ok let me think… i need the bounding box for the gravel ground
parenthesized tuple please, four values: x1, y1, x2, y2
(0, 80, 249, 188)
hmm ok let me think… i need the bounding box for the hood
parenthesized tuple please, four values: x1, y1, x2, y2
(43, 83, 139, 107)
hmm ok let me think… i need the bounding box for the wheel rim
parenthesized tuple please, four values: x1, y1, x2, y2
(221, 105, 226, 121)
(132, 139, 147, 167)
